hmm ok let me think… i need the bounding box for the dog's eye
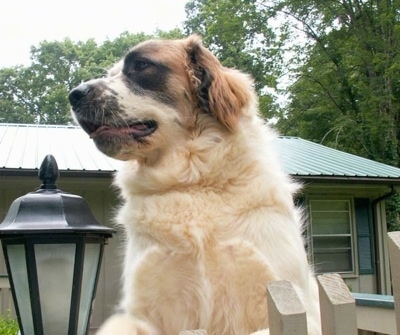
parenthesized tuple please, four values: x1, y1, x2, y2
(134, 61, 149, 71)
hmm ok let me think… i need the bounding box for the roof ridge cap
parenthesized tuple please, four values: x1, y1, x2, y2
(0, 123, 80, 129)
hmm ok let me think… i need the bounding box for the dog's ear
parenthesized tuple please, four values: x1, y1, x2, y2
(185, 35, 253, 130)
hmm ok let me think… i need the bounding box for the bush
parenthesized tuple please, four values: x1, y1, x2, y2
(0, 311, 19, 335)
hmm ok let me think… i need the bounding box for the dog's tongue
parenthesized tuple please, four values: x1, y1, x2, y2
(89, 124, 149, 138)
(90, 126, 116, 138)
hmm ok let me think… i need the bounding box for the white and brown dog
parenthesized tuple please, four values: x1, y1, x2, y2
(69, 35, 321, 335)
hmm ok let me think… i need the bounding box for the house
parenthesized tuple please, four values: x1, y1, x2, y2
(276, 136, 400, 296)
(1, 123, 400, 331)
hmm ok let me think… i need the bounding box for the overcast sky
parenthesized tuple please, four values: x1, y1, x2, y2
(0, 0, 188, 68)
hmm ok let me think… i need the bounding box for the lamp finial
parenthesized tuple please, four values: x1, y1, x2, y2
(39, 154, 59, 189)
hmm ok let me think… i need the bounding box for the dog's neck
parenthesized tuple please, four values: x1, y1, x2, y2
(114, 118, 270, 197)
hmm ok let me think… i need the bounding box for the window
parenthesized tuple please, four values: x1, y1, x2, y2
(309, 199, 355, 274)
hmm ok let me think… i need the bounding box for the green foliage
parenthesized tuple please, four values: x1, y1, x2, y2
(0, 29, 184, 125)
(386, 193, 400, 232)
(275, 0, 400, 166)
(0, 312, 19, 335)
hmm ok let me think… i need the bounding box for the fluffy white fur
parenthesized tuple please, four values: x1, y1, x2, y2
(69, 35, 321, 335)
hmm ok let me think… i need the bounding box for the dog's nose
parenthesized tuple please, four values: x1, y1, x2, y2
(68, 83, 91, 106)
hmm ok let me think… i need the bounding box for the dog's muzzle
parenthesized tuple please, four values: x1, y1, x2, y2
(68, 82, 158, 159)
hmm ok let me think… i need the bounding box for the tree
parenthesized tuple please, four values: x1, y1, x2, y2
(0, 29, 183, 125)
(275, 0, 400, 166)
(1, 38, 107, 124)
(0, 67, 36, 123)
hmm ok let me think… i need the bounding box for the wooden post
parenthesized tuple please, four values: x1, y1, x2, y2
(267, 280, 308, 335)
(388, 231, 400, 334)
(179, 330, 207, 335)
(317, 273, 357, 335)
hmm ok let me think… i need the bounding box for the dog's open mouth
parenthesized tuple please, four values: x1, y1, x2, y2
(80, 120, 158, 140)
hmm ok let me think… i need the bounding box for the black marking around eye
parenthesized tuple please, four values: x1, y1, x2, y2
(122, 51, 176, 106)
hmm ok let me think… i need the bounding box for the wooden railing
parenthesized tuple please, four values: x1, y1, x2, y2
(353, 292, 395, 334)
(179, 273, 357, 335)
(180, 231, 400, 335)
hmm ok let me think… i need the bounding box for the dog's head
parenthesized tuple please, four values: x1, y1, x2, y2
(69, 35, 256, 162)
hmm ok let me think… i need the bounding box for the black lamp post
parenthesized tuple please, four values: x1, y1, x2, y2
(0, 155, 115, 335)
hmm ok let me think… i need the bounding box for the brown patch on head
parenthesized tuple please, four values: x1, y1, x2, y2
(183, 35, 254, 131)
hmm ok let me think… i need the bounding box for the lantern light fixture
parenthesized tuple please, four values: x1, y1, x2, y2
(0, 154, 115, 335)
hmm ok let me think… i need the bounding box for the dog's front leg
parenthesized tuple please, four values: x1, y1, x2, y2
(96, 314, 158, 335)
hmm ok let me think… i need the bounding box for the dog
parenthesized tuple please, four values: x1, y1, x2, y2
(69, 35, 321, 335)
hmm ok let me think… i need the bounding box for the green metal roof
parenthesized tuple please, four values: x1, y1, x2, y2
(275, 136, 400, 181)
(0, 123, 121, 174)
(1, 124, 400, 182)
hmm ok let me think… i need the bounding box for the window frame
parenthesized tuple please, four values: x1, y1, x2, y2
(307, 196, 358, 277)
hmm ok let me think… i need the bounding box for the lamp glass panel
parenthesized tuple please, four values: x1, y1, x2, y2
(77, 243, 101, 335)
(35, 243, 76, 335)
(7, 244, 34, 335)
